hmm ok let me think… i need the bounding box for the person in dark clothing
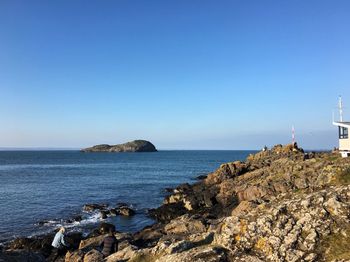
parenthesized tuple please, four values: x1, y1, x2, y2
(100, 227, 118, 257)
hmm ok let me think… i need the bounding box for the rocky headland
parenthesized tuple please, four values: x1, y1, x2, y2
(81, 140, 157, 153)
(3, 143, 350, 262)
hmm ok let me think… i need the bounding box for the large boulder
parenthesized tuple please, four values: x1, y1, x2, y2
(65, 250, 85, 262)
(83, 249, 103, 262)
(116, 206, 135, 216)
(149, 202, 188, 223)
(164, 215, 207, 235)
(205, 161, 248, 185)
(154, 246, 229, 262)
(132, 224, 165, 248)
(7, 234, 55, 257)
(79, 235, 105, 250)
(105, 245, 138, 262)
(0, 250, 46, 262)
(83, 204, 108, 212)
(215, 185, 350, 262)
(8, 237, 33, 250)
(236, 185, 269, 202)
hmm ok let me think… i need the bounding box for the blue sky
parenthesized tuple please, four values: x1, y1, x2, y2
(0, 0, 349, 149)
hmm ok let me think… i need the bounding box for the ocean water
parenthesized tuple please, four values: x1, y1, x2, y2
(0, 150, 255, 243)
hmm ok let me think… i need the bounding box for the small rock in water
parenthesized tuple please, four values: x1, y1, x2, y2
(164, 187, 174, 193)
(110, 208, 118, 216)
(116, 202, 129, 207)
(73, 215, 83, 222)
(100, 210, 108, 219)
(37, 220, 50, 226)
(83, 203, 108, 212)
(117, 206, 135, 216)
(195, 174, 207, 180)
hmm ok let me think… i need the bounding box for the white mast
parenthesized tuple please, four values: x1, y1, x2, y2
(339, 95, 343, 122)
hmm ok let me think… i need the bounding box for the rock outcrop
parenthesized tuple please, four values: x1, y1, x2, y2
(83, 203, 136, 219)
(4, 143, 350, 261)
(81, 140, 157, 152)
(143, 143, 350, 261)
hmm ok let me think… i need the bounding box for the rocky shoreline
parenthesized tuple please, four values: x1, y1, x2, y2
(2, 143, 350, 262)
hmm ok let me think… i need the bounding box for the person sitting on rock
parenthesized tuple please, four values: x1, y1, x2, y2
(100, 227, 118, 257)
(51, 227, 69, 261)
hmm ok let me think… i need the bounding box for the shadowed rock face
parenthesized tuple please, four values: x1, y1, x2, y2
(81, 140, 157, 152)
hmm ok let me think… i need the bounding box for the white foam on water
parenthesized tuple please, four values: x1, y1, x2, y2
(79, 212, 102, 225)
(22, 211, 103, 242)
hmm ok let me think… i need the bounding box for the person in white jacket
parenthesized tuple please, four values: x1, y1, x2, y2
(51, 227, 69, 261)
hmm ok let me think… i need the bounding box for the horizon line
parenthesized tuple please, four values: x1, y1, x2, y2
(0, 147, 331, 151)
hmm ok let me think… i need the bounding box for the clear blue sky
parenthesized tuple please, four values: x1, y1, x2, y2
(1, 0, 349, 149)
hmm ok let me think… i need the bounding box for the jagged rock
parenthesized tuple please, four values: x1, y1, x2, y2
(6, 232, 82, 260)
(237, 185, 268, 201)
(216, 180, 238, 208)
(231, 200, 256, 217)
(117, 206, 135, 216)
(215, 185, 350, 262)
(8, 237, 33, 250)
(83, 204, 108, 212)
(83, 249, 103, 262)
(166, 240, 195, 254)
(105, 245, 138, 262)
(0, 250, 46, 262)
(79, 235, 105, 250)
(7, 233, 56, 258)
(155, 246, 229, 262)
(164, 215, 207, 235)
(83, 203, 135, 218)
(81, 140, 157, 152)
(149, 202, 188, 223)
(65, 250, 85, 262)
(205, 161, 248, 185)
(109, 209, 118, 216)
(196, 175, 208, 180)
(100, 210, 108, 219)
(73, 215, 83, 222)
(132, 224, 164, 248)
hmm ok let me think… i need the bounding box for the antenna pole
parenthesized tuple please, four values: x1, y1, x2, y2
(292, 125, 295, 145)
(339, 96, 343, 122)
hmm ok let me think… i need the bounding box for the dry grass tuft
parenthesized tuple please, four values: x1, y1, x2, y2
(318, 226, 350, 261)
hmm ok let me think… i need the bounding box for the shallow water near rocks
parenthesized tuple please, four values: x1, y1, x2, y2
(0, 150, 254, 243)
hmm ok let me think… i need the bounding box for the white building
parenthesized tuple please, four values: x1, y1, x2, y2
(333, 97, 350, 157)
(333, 122, 350, 157)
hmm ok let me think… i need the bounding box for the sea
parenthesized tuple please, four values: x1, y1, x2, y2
(0, 150, 255, 244)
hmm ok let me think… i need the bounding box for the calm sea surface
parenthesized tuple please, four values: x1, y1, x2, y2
(0, 150, 255, 243)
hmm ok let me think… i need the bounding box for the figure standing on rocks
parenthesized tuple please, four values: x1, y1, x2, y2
(100, 227, 118, 257)
(51, 227, 69, 261)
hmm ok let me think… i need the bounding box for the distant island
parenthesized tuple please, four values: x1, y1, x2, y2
(81, 140, 157, 152)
